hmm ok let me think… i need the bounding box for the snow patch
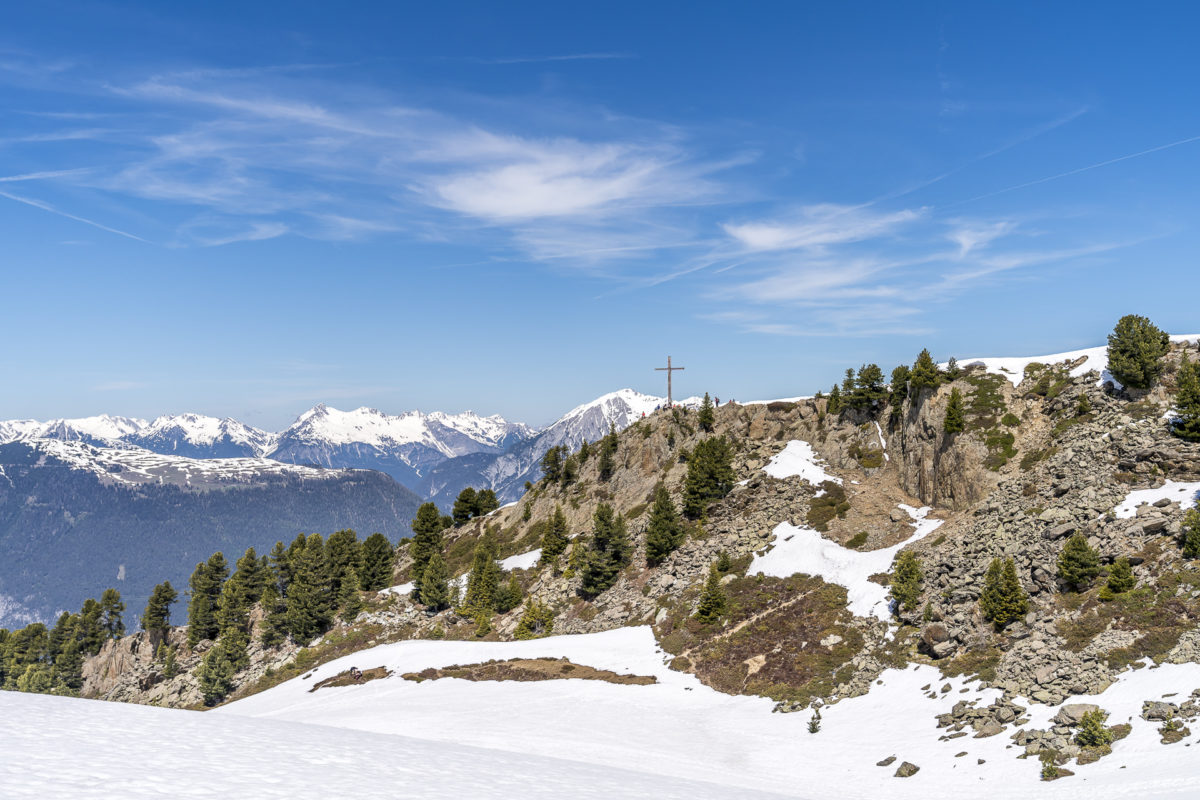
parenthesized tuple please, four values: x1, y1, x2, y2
(749, 505, 942, 621)
(1114, 481, 1200, 519)
(499, 549, 542, 571)
(763, 440, 841, 485)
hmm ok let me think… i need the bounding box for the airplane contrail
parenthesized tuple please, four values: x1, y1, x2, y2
(0, 190, 148, 242)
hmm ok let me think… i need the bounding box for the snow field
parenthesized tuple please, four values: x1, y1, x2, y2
(0, 687, 783, 800)
(217, 624, 1200, 799)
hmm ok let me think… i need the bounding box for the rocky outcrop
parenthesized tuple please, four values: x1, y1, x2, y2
(893, 384, 997, 510)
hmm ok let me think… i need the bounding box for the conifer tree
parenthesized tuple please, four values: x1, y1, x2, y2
(231, 547, 267, 604)
(514, 599, 555, 639)
(1057, 533, 1101, 591)
(325, 529, 362, 599)
(888, 365, 911, 423)
(258, 584, 288, 648)
(849, 363, 888, 411)
(595, 443, 614, 482)
(1107, 314, 1171, 390)
(682, 436, 735, 519)
(268, 540, 291, 595)
(910, 348, 941, 392)
(285, 534, 332, 643)
(196, 647, 235, 706)
(338, 565, 364, 622)
(694, 564, 728, 623)
(1182, 508, 1200, 559)
(561, 454, 579, 486)
(578, 439, 591, 462)
(980, 557, 1028, 629)
(890, 551, 923, 613)
(841, 367, 857, 396)
(827, 383, 842, 414)
(77, 598, 105, 655)
(495, 575, 523, 614)
(358, 532, 395, 592)
(541, 506, 570, 561)
(579, 504, 631, 598)
(452, 488, 478, 526)
(461, 537, 502, 615)
(945, 356, 961, 380)
(1075, 709, 1113, 747)
(1076, 392, 1092, 416)
(99, 588, 125, 639)
(1172, 353, 1200, 442)
(698, 392, 715, 432)
(474, 489, 500, 516)
(645, 485, 686, 566)
(141, 581, 178, 641)
(187, 552, 228, 647)
(161, 644, 178, 679)
(540, 446, 564, 483)
(943, 387, 966, 434)
(418, 551, 451, 611)
(215, 576, 251, 671)
(410, 502, 445, 597)
(1104, 556, 1135, 596)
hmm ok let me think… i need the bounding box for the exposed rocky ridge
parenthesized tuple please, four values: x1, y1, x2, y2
(82, 340, 1200, 724)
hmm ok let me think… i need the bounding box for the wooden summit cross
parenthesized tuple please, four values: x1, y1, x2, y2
(655, 356, 685, 407)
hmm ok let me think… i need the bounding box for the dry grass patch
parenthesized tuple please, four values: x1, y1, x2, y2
(310, 666, 391, 692)
(401, 657, 656, 686)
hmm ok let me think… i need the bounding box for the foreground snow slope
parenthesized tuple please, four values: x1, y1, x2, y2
(222, 626, 1200, 799)
(0, 689, 784, 800)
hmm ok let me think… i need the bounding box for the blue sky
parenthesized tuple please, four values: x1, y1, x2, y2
(3, 2, 1199, 429)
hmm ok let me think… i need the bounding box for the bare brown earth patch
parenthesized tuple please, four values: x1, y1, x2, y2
(401, 657, 657, 686)
(310, 666, 392, 692)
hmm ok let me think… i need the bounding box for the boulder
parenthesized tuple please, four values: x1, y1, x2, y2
(1053, 703, 1100, 726)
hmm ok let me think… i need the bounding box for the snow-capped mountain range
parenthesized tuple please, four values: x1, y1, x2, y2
(0, 388, 690, 504)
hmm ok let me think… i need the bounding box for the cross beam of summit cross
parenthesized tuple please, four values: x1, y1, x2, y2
(655, 356, 685, 407)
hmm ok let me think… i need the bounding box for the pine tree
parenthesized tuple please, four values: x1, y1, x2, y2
(578, 504, 632, 599)
(1104, 556, 1135, 596)
(540, 446, 563, 483)
(849, 363, 888, 411)
(338, 565, 364, 622)
(827, 383, 842, 414)
(888, 365, 911, 423)
(187, 552, 228, 647)
(698, 392, 715, 432)
(452, 488, 478, 525)
(943, 387, 965, 434)
(980, 557, 1028, 629)
(514, 599, 555, 639)
(945, 356, 961, 380)
(560, 454, 579, 486)
(682, 436, 735, 519)
(494, 575, 523, 614)
(541, 506, 570, 561)
(890, 551, 923, 613)
(474, 489, 500, 516)
(1173, 353, 1200, 442)
(841, 367, 857, 396)
(410, 502, 445, 597)
(578, 439, 591, 462)
(161, 644, 178, 679)
(231, 547, 267, 604)
(196, 647, 235, 706)
(1075, 709, 1113, 747)
(98, 588, 125, 639)
(215, 576, 251, 671)
(285, 534, 332, 643)
(268, 540, 291, 595)
(325, 529, 362, 599)
(1182, 508, 1200, 559)
(258, 584, 288, 648)
(461, 537, 502, 615)
(645, 485, 686, 566)
(694, 564, 728, 623)
(910, 348, 941, 392)
(359, 532, 395, 591)
(418, 551, 451, 611)
(141, 581, 178, 642)
(1076, 392, 1092, 416)
(597, 444, 615, 482)
(1058, 533, 1101, 591)
(77, 598, 105, 655)
(1107, 314, 1171, 390)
